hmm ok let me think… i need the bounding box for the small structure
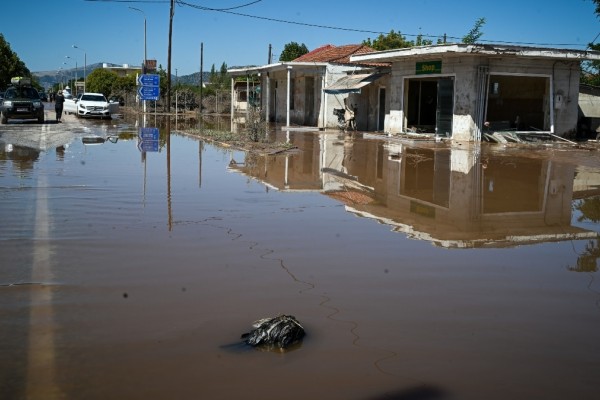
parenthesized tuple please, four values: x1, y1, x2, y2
(351, 43, 600, 141)
(578, 84, 600, 139)
(228, 44, 390, 130)
(102, 63, 142, 78)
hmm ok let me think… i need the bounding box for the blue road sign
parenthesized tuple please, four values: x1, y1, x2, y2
(138, 127, 160, 141)
(138, 127, 160, 152)
(137, 139, 159, 152)
(138, 74, 160, 86)
(138, 85, 160, 100)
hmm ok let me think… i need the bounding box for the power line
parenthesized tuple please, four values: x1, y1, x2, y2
(85, 0, 591, 48)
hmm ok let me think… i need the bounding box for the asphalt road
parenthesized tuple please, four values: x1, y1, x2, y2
(0, 101, 119, 152)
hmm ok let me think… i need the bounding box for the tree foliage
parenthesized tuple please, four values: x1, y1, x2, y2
(581, 43, 600, 86)
(279, 42, 309, 62)
(0, 33, 32, 90)
(362, 30, 440, 51)
(581, 1, 600, 85)
(363, 30, 414, 51)
(462, 17, 486, 44)
(209, 62, 229, 87)
(86, 68, 119, 98)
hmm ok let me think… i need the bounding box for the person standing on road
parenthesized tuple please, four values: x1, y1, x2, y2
(54, 90, 65, 122)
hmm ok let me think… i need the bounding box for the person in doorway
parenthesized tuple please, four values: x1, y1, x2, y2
(54, 90, 65, 122)
(344, 98, 356, 132)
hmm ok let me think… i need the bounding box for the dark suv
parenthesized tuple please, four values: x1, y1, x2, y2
(0, 78, 45, 124)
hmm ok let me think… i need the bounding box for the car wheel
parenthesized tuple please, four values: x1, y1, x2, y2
(0, 112, 7, 124)
(38, 115, 44, 123)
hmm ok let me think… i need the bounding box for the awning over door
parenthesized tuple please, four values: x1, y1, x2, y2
(579, 93, 600, 118)
(324, 73, 386, 94)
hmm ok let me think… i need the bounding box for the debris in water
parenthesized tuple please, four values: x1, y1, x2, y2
(241, 315, 305, 349)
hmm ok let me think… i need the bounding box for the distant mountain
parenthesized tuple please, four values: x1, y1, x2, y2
(34, 63, 119, 88)
(175, 72, 211, 86)
(34, 64, 210, 88)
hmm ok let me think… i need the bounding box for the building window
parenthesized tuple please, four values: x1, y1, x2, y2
(486, 75, 550, 131)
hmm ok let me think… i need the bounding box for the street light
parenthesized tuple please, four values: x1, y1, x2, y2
(58, 67, 64, 90)
(65, 56, 78, 94)
(72, 44, 86, 92)
(62, 62, 72, 90)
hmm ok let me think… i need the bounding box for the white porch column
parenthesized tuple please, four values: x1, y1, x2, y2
(265, 73, 270, 133)
(230, 77, 234, 116)
(286, 66, 292, 127)
(246, 73, 250, 121)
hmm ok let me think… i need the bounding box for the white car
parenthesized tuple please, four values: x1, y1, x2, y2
(75, 92, 111, 119)
(63, 93, 80, 115)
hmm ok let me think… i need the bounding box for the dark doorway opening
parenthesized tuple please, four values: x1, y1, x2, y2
(406, 77, 454, 136)
(485, 75, 549, 131)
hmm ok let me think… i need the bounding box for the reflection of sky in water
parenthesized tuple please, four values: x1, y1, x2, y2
(2, 125, 600, 400)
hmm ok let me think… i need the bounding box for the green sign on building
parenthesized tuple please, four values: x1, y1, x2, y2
(416, 60, 442, 75)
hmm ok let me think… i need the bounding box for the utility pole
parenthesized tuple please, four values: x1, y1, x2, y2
(167, 0, 174, 113)
(200, 42, 203, 115)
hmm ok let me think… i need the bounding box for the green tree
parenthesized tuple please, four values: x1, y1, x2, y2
(279, 42, 309, 62)
(219, 62, 228, 84)
(209, 64, 217, 84)
(581, 1, 600, 85)
(581, 44, 600, 86)
(157, 64, 169, 100)
(113, 74, 136, 92)
(462, 17, 486, 44)
(0, 33, 31, 90)
(363, 30, 414, 51)
(86, 68, 118, 98)
(206, 62, 230, 95)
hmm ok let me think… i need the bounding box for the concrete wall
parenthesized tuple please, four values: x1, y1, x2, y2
(345, 74, 391, 132)
(384, 54, 581, 141)
(263, 65, 375, 129)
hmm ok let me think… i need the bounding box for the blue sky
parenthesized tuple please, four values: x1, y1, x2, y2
(2, 0, 599, 76)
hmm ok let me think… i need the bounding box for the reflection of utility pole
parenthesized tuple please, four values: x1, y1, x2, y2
(198, 141, 203, 188)
(166, 119, 172, 231)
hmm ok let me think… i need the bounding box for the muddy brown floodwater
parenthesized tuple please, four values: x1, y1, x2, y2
(1, 114, 600, 400)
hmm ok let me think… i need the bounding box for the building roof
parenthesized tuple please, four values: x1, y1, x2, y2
(350, 43, 600, 63)
(295, 44, 336, 60)
(293, 44, 379, 64)
(227, 44, 387, 76)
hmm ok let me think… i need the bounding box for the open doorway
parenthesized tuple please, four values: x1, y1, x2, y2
(405, 77, 454, 136)
(485, 75, 550, 132)
(378, 87, 386, 131)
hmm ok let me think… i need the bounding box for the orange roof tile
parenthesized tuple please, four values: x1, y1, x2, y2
(293, 44, 378, 64)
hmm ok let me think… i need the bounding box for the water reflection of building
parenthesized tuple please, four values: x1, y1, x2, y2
(230, 133, 599, 248)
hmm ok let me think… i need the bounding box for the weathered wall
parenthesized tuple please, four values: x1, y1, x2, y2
(345, 74, 391, 131)
(384, 53, 582, 140)
(266, 65, 356, 128)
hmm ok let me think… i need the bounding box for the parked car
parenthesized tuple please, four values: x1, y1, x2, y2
(0, 77, 44, 124)
(63, 93, 81, 115)
(39, 92, 48, 102)
(70, 92, 111, 119)
(109, 95, 125, 106)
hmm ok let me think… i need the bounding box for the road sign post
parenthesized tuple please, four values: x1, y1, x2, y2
(138, 127, 160, 152)
(138, 74, 160, 102)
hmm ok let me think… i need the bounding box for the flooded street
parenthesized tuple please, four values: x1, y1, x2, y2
(1, 115, 600, 400)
